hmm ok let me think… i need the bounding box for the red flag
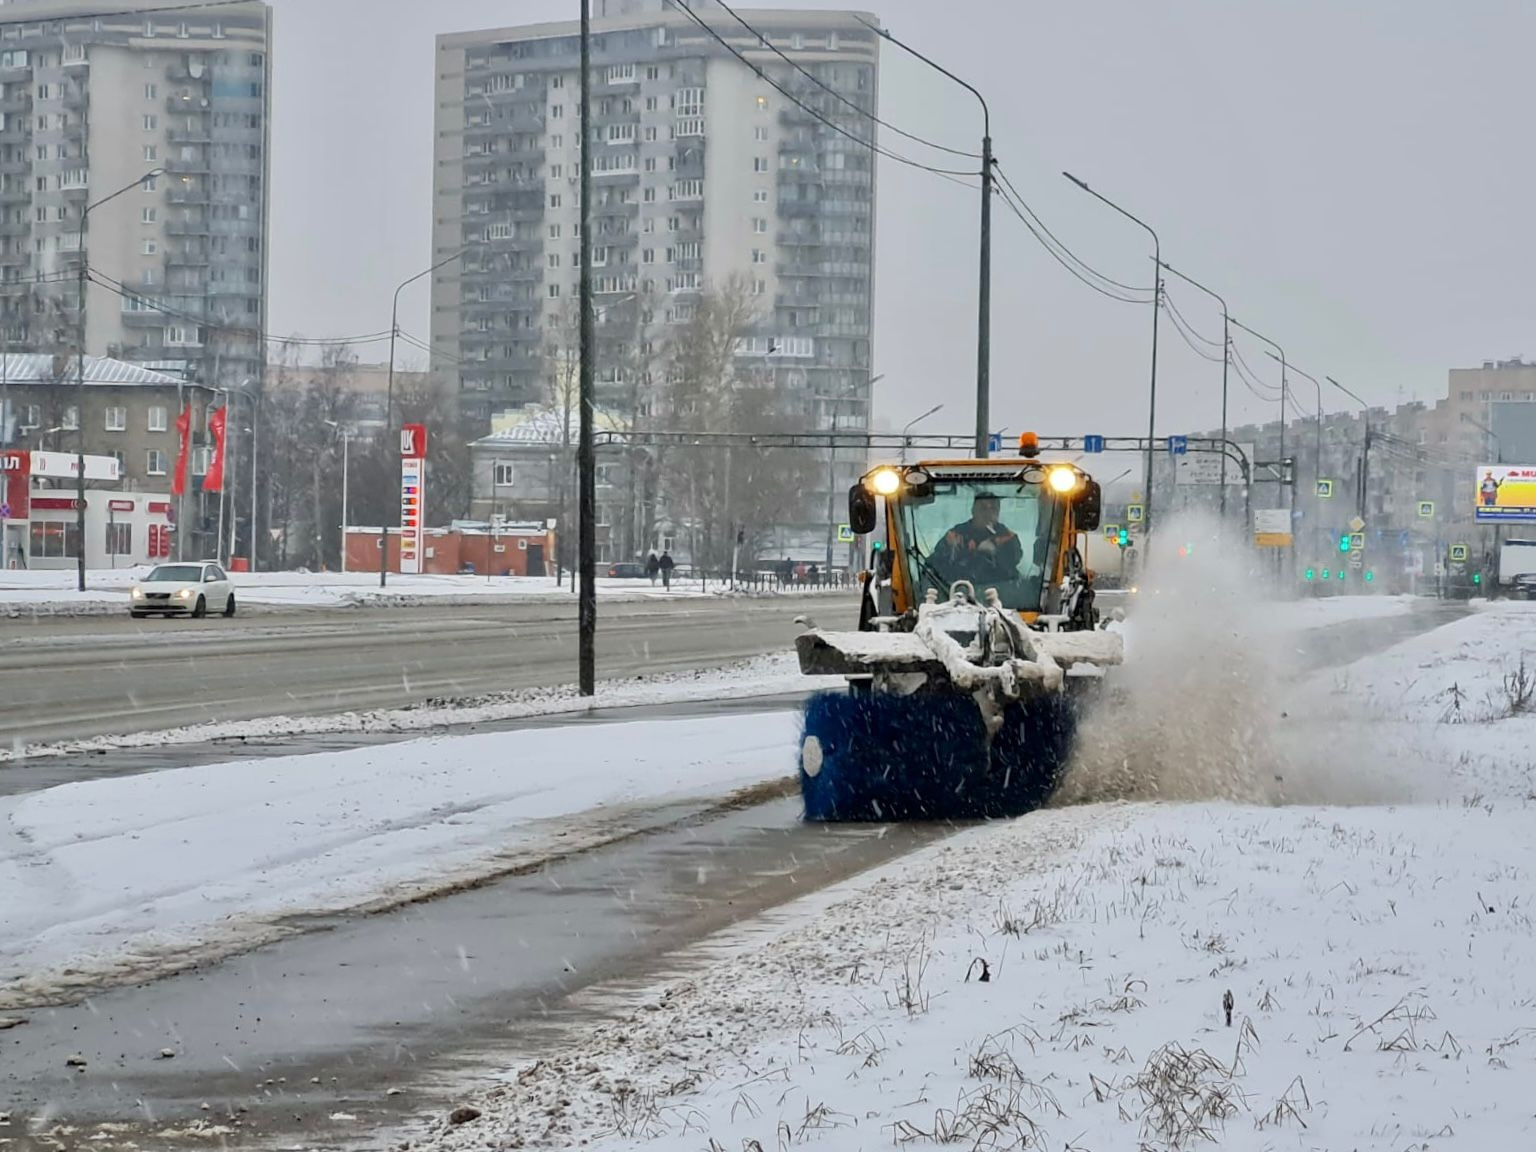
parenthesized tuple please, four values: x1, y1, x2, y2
(202, 405, 227, 493)
(171, 404, 192, 496)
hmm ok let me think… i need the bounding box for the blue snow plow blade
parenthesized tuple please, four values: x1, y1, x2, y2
(798, 690, 1077, 822)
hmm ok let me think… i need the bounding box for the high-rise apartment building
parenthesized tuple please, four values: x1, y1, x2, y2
(433, 0, 878, 557)
(0, 0, 271, 390)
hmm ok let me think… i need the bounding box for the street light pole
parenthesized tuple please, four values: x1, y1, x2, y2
(1064, 173, 1160, 531)
(853, 19, 992, 458)
(1158, 261, 1229, 518)
(577, 0, 597, 696)
(1267, 354, 1322, 497)
(74, 167, 163, 591)
(1230, 319, 1288, 508)
(382, 246, 469, 588)
(900, 402, 944, 463)
(1326, 376, 1372, 522)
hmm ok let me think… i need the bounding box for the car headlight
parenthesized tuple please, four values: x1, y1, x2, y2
(177, 588, 193, 599)
(131, 587, 144, 599)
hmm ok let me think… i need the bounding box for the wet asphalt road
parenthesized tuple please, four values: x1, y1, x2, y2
(0, 599, 1471, 1150)
(0, 595, 842, 748)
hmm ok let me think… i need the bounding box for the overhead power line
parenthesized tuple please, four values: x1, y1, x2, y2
(1162, 297, 1224, 363)
(991, 178, 1149, 305)
(703, 0, 980, 160)
(1162, 291, 1224, 348)
(993, 164, 1151, 296)
(667, 0, 979, 178)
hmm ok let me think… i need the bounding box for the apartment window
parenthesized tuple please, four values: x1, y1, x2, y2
(550, 104, 564, 118)
(669, 179, 703, 201)
(191, 445, 211, 476)
(645, 65, 660, 81)
(550, 163, 562, 178)
(142, 239, 158, 255)
(750, 248, 766, 264)
(62, 406, 79, 431)
(642, 248, 655, 263)
(667, 216, 680, 232)
(105, 522, 131, 557)
(753, 156, 768, 173)
(549, 193, 562, 208)
(146, 448, 168, 475)
(752, 278, 766, 295)
(642, 218, 655, 234)
(147, 405, 168, 432)
(754, 126, 768, 141)
(753, 189, 769, 204)
(675, 117, 704, 138)
(791, 33, 804, 50)
(143, 114, 158, 131)
(141, 207, 157, 224)
(550, 134, 564, 149)
(104, 406, 127, 432)
(550, 75, 565, 89)
(643, 187, 656, 203)
(606, 64, 635, 83)
(144, 83, 157, 99)
(644, 157, 657, 173)
(752, 217, 767, 234)
(675, 87, 703, 117)
(548, 223, 561, 239)
(547, 252, 560, 268)
(493, 462, 515, 487)
(547, 284, 560, 298)
(643, 126, 657, 142)
(644, 96, 658, 112)
(164, 325, 199, 346)
(144, 145, 158, 162)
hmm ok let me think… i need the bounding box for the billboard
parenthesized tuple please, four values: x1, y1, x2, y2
(1474, 464, 1536, 523)
(1253, 507, 1292, 548)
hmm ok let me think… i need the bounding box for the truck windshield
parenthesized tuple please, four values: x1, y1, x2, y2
(899, 481, 1064, 612)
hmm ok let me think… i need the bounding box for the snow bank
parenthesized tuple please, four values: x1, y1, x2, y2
(0, 712, 799, 1010)
(0, 652, 817, 763)
(0, 568, 836, 615)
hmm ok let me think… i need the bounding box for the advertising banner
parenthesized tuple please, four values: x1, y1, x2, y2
(1474, 464, 1536, 523)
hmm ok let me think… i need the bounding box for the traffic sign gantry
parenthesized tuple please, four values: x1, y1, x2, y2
(1167, 435, 1188, 456)
(1083, 434, 1105, 453)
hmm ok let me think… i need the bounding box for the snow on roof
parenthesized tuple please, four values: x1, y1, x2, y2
(472, 406, 625, 448)
(0, 354, 185, 388)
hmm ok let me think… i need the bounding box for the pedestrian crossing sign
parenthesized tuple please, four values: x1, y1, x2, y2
(837, 523, 855, 543)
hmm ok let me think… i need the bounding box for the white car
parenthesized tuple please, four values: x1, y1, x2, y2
(129, 561, 236, 619)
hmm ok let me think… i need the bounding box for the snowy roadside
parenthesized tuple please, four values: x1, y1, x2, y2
(0, 652, 816, 762)
(0, 569, 841, 616)
(404, 602, 1536, 1152)
(0, 711, 802, 1012)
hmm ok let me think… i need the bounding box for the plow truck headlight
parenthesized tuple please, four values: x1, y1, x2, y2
(870, 468, 902, 495)
(1047, 466, 1080, 494)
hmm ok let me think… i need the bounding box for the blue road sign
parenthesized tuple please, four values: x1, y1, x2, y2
(1083, 434, 1105, 453)
(0, 503, 9, 520)
(988, 432, 1003, 454)
(1168, 435, 1188, 456)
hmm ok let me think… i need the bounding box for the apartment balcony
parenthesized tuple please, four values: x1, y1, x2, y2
(165, 217, 210, 236)
(165, 182, 209, 204)
(166, 92, 211, 116)
(168, 123, 212, 145)
(0, 96, 32, 117)
(164, 247, 209, 267)
(164, 154, 210, 175)
(165, 60, 212, 84)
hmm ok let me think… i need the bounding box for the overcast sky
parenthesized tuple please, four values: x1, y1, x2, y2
(266, 0, 1535, 440)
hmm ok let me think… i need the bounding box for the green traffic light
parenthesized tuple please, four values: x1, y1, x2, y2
(1304, 568, 1315, 581)
(1364, 570, 1375, 583)
(1338, 535, 1350, 553)
(1337, 570, 1346, 580)
(1473, 573, 1483, 585)
(1321, 569, 1331, 580)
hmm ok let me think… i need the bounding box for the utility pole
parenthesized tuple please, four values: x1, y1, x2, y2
(577, 0, 597, 696)
(1231, 319, 1287, 510)
(1064, 173, 1160, 531)
(854, 20, 992, 458)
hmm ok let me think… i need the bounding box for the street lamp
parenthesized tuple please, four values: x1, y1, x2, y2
(1158, 261, 1230, 516)
(1063, 172, 1161, 531)
(1230, 319, 1288, 509)
(900, 402, 944, 463)
(854, 17, 992, 458)
(324, 419, 352, 572)
(382, 245, 470, 587)
(75, 166, 164, 591)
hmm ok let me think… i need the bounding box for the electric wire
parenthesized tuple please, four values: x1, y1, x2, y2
(1162, 298, 1225, 363)
(1162, 291, 1224, 347)
(991, 179, 1149, 305)
(993, 164, 1152, 296)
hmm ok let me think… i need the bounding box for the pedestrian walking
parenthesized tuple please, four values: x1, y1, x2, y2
(659, 549, 675, 590)
(645, 550, 660, 585)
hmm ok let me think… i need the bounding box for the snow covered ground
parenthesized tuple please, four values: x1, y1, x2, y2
(0, 710, 801, 1011)
(406, 596, 1536, 1151)
(0, 651, 813, 762)
(0, 567, 832, 614)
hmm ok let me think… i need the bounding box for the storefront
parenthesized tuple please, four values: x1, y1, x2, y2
(1, 450, 172, 570)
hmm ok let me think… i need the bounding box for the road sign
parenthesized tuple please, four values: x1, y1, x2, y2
(987, 432, 1003, 454)
(1167, 435, 1188, 456)
(1418, 500, 1435, 519)
(1349, 532, 1365, 551)
(1349, 515, 1365, 533)
(1253, 508, 1292, 548)
(1102, 523, 1121, 539)
(836, 523, 854, 543)
(1316, 479, 1333, 499)
(0, 503, 8, 520)
(1126, 504, 1144, 523)
(1350, 557, 1363, 570)
(1449, 543, 1469, 562)
(1083, 434, 1105, 453)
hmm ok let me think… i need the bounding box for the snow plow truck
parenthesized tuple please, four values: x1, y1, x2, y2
(795, 433, 1123, 821)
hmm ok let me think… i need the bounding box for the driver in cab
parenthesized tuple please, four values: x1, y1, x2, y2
(934, 492, 1025, 591)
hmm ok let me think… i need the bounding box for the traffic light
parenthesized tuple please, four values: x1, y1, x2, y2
(1473, 572, 1483, 586)
(1304, 567, 1316, 581)
(1117, 528, 1130, 548)
(1338, 534, 1350, 554)
(1321, 568, 1331, 581)
(1337, 570, 1346, 581)
(1364, 570, 1375, 583)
